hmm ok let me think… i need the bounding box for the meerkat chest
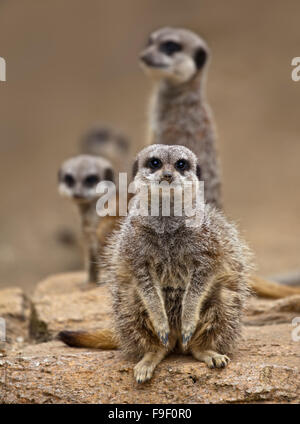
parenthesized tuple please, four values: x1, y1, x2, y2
(149, 237, 193, 290)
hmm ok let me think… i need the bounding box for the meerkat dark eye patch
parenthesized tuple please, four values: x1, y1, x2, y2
(175, 159, 190, 172)
(84, 174, 100, 187)
(132, 160, 138, 179)
(159, 40, 182, 56)
(196, 164, 202, 180)
(91, 129, 109, 143)
(146, 157, 163, 170)
(194, 47, 207, 70)
(104, 168, 114, 182)
(64, 174, 75, 188)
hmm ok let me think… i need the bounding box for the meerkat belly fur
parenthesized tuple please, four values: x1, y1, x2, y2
(140, 27, 222, 209)
(102, 144, 252, 383)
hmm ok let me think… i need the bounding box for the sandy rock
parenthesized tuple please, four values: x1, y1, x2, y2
(0, 323, 299, 404)
(29, 272, 112, 342)
(244, 295, 300, 326)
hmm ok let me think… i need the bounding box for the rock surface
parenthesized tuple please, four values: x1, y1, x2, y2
(29, 272, 112, 341)
(0, 272, 299, 403)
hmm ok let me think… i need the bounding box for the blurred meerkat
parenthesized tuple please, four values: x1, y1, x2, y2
(58, 154, 116, 284)
(140, 27, 222, 209)
(140, 27, 300, 298)
(60, 144, 252, 383)
(80, 125, 131, 175)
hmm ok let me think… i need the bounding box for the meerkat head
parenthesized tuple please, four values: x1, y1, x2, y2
(81, 125, 129, 158)
(132, 144, 201, 187)
(131, 145, 203, 225)
(58, 154, 114, 205)
(139, 27, 209, 84)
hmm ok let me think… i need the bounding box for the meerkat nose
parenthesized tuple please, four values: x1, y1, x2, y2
(161, 170, 173, 182)
(140, 52, 154, 66)
(73, 193, 84, 200)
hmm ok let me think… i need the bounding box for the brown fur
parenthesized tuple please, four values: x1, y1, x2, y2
(59, 145, 252, 383)
(58, 154, 125, 283)
(58, 328, 117, 349)
(140, 27, 222, 209)
(140, 27, 298, 298)
(249, 275, 300, 299)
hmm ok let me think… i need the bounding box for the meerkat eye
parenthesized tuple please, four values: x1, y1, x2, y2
(84, 174, 100, 187)
(159, 40, 182, 56)
(64, 174, 75, 187)
(146, 157, 163, 170)
(175, 159, 190, 171)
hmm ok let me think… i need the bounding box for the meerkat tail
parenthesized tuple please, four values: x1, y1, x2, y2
(250, 275, 300, 299)
(58, 328, 118, 349)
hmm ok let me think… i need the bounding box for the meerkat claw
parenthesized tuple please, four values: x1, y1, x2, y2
(158, 332, 169, 346)
(182, 331, 194, 346)
(208, 354, 230, 369)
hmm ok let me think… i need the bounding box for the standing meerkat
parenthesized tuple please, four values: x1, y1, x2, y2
(60, 144, 252, 383)
(140, 27, 300, 298)
(58, 154, 116, 284)
(140, 27, 222, 209)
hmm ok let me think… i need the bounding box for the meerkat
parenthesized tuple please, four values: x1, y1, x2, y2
(58, 154, 116, 284)
(80, 124, 131, 175)
(140, 27, 300, 298)
(139, 27, 222, 209)
(59, 144, 253, 383)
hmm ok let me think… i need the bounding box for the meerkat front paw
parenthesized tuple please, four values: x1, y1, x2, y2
(153, 322, 169, 347)
(157, 330, 169, 346)
(192, 349, 230, 369)
(181, 322, 196, 348)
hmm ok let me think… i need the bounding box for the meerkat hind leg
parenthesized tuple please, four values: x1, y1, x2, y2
(191, 348, 230, 369)
(134, 350, 166, 383)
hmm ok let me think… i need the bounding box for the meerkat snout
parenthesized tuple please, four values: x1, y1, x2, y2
(140, 27, 209, 84)
(161, 169, 173, 183)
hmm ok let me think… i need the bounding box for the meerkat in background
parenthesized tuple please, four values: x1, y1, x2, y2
(60, 144, 252, 383)
(80, 124, 131, 175)
(139, 27, 300, 298)
(58, 154, 116, 284)
(140, 27, 222, 209)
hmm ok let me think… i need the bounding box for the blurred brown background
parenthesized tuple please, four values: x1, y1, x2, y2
(0, 0, 299, 293)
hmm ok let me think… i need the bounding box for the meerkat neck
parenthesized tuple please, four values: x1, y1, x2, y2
(160, 75, 203, 100)
(78, 201, 99, 230)
(149, 75, 209, 145)
(152, 76, 203, 118)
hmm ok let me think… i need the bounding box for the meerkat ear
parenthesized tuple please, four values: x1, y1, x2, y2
(132, 160, 138, 179)
(104, 168, 115, 182)
(196, 164, 202, 180)
(194, 47, 207, 70)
